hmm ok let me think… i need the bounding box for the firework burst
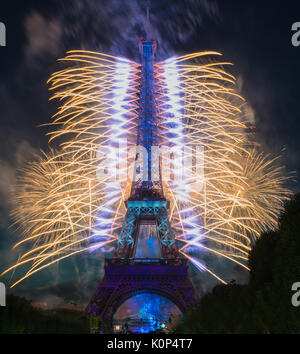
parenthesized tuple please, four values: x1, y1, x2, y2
(2, 50, 292, 287)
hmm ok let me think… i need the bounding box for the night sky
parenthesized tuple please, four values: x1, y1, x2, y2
(0, 0, 299, 307)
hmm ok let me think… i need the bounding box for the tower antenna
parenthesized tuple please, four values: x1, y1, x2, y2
(145, 1, 152, 40)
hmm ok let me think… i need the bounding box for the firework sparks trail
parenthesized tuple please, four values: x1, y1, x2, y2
(155, 53, 292, 281)
(1, 50, 292, 287)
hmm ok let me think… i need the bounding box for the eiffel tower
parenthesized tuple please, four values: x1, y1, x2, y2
(86, 14, 199, 331)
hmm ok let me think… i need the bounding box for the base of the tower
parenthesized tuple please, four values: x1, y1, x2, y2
(85, 258, 200, 332)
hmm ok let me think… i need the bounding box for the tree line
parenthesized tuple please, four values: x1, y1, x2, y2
(176, 193, 300, 334)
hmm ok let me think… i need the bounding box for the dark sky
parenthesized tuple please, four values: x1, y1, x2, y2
(0, 0, 299, 306)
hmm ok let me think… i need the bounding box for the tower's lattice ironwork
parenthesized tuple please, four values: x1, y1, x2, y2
(113, 37, 177, 259)
(86, 33, 199, 330)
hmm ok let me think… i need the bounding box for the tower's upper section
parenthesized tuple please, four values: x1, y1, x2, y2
(129, 32, 164, 201)
(139, 38, 157, 59)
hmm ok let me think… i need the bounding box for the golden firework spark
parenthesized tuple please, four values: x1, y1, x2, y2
(1, 50, 292, 287)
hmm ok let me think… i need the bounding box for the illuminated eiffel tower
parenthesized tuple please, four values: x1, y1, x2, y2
(86, 13, 199, 331)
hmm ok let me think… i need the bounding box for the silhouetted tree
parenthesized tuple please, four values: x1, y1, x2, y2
(0, 294, 89, 334)
(177, 193, 300, 334)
